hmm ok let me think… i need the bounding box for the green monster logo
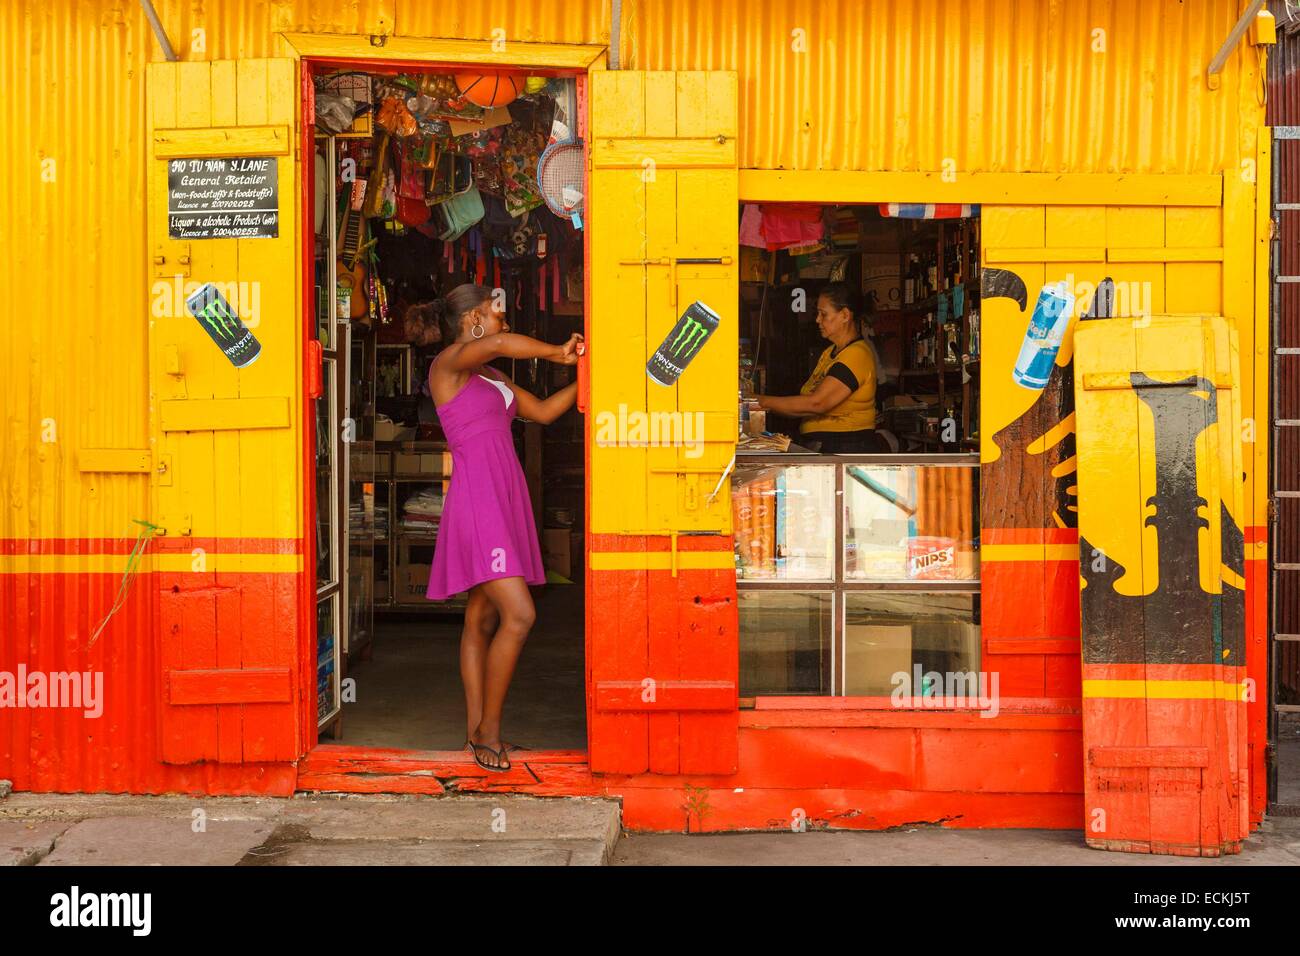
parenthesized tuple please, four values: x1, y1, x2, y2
(196, 296, 241, 343)
(669, 317, 709, 361)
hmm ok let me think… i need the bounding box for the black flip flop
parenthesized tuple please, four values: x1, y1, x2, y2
(463, 739, 526, 753)
(467, 739, 511, 773)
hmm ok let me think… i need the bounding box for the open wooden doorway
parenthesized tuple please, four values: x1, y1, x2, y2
(301, 50, 592, 776)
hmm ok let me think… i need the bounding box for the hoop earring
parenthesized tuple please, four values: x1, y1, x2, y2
(471, 322, 485, 339)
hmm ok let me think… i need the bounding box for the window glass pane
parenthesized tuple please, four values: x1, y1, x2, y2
(317, 594, 338, 724)
(733, 464, 835, 581)
(843, 464, 978, 581)
(738, 591, 833, 696)
(347, 442, 375, 653)
(843, 592, 980, 697)
(316, 363, 335, 587)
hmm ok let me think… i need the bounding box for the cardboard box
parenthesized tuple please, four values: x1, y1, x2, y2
(375, 419, 416, 442)
(394, 451, 448, 476)
(543, 528, 572, 578)
(397, 563, 432, 604)
(843, 624, 912, 696)
(420, 453, 449, 475)
(739, 246, 770, 283)
(862, 252, 902, 313)
(392, 452, 422, 474)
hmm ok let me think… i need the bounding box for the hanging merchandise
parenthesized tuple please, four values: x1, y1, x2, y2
(376, 96, 418, 138)
(410, 134, 439, 170)
(404, 92, 452, 136)
(759, 203, 825, 251)
(739, 204, 766, 248)
(436, 185, 485, 241)
(418, 73, 457, 99)
(455, 70, 525, 108)
(500, 209, 540, 259)
(536, 138, 584, 229)
(480, 192, 519, 245)
(380, 160, 398, 220)
(316, 72, 372, 134)
(315, 92, 358, 134)
(500, 117, 547, 217)
(466, 126, 505, 196)
(878, 203, 981, 219)
(361, 132, 393, 219)
(396, 141, 431, 228)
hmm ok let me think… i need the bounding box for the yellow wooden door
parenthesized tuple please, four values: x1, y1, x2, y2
(146, 59, 303, 764)
(589, 71, 738, 536)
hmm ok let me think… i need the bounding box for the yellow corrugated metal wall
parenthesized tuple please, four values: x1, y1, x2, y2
(623, 0, 1266, 173)
(0, 0, 1265, 545)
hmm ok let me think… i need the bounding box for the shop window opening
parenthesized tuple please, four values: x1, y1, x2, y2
(732, 203, 981, 699)
(309, 66, 587, 749)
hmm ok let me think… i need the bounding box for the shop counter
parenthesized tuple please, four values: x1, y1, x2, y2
(731, 451, 980, 698)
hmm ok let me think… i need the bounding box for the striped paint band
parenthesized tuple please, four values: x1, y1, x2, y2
(589, 551, 735, 572)
(982, 542, 1267, 563)
(0, 553, 303, 574)
(1082, 678, 1250, 701)
(981, 543, 1079, 562)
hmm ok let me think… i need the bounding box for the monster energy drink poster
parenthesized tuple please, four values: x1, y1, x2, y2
(647, 300, 721, 386)
(185, 283, 263, 368)
(168, 157, 279, 239)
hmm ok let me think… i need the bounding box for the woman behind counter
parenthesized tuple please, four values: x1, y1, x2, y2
(754, 281, 888, 453)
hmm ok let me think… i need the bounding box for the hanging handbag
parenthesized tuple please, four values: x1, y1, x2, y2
(436, 185, 485, 241)
(396, 142, 430, 228)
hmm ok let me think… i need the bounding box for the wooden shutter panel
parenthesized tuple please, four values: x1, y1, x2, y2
(147, 59, 303, 764)
(588, 71, 740, 775)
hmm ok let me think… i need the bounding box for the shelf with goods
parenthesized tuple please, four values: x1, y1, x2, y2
(368, 442, 468, 614)
(889, 216, 981, 452)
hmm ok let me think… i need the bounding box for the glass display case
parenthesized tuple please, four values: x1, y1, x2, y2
(732, 453, 980, 698)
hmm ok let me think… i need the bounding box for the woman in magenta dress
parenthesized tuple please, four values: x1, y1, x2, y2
(426, 284, 581, 772)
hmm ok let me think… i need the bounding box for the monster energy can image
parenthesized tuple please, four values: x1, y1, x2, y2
(646, 300, 721, 386)
(185, 282, 262, 368)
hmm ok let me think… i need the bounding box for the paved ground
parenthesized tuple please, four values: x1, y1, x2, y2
(3, 791, 1299, 865)
(0, 792, 619, 866)
(612, 816, 1300, 866)
(338, 588, 586, 751)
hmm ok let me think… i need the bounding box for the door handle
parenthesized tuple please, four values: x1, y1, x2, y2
(308, 340, 323, 399)
(576, 342, 588, 414)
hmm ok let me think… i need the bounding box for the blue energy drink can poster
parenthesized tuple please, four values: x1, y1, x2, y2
(1012, 281, 1075, 390)
(185, 282, 262, 368)
(647, 300, 721, 386)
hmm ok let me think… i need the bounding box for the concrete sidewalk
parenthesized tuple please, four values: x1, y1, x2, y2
(613, 816, 1300, 865)
(0, 792, 622, 866)
(3, 791, 1298, 865)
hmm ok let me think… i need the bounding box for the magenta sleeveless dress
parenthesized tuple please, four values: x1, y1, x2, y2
(426, 364, 546, 600)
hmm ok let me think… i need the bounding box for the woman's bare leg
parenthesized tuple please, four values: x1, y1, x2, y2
(459, 586, 499, 744)
(469, 576, 535, 766)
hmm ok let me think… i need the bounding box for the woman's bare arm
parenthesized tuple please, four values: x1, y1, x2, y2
(756, 377, 851, 418)
(507, 380, 578, 425)
(442, 332, 581, 373)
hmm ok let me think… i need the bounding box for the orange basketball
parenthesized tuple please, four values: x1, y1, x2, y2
(454, 71, 524, 108)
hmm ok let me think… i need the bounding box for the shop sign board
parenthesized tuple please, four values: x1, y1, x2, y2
(167, 157, 279, 239)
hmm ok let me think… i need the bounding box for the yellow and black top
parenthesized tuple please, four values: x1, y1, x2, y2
(800, 337, 878, 434)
